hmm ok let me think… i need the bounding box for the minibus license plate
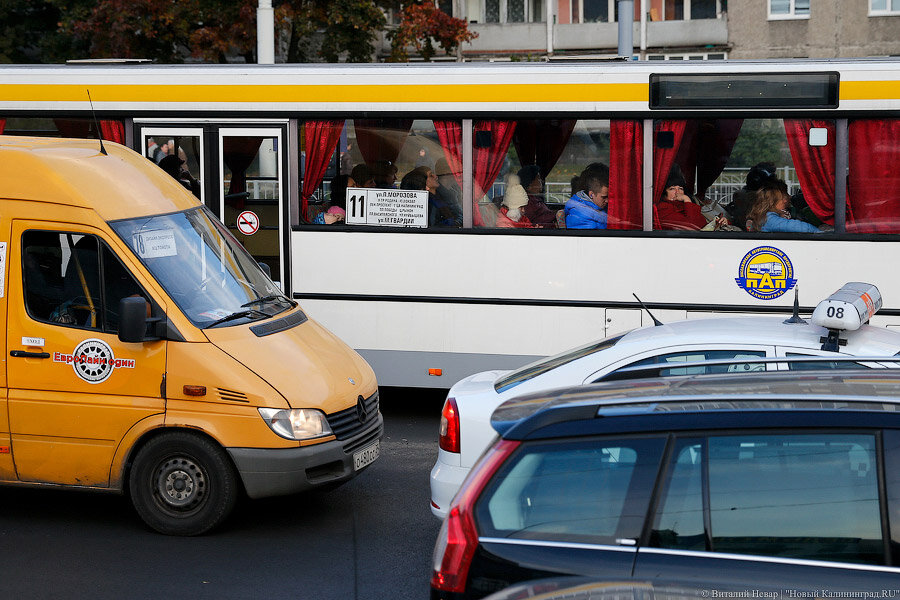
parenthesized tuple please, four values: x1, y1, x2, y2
(354, 441, 380, 470)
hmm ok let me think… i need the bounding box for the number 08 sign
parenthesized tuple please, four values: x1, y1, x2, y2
(345, 187, 428, 228)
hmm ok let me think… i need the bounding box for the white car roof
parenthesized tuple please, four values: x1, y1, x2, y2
(617, 316, 900, 356)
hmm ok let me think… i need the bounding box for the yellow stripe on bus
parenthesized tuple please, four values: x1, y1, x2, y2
(0, 83, 648, 104)
(841, 80, 900, 101)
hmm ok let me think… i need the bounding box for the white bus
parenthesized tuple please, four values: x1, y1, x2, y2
(1, 59, 898, 387)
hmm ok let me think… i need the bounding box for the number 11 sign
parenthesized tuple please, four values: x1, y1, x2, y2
(345, 187, 428, 228)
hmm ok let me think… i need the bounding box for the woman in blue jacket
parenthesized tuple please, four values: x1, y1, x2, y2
(565, 162, 609, 229)
(748, 179, 821, 233)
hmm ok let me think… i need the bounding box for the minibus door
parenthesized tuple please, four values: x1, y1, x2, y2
(218, 128, 288, 291)
(0, 222, 14, 480)
(6, 222, 166, 487)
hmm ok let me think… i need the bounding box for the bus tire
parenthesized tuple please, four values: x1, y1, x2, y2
(129, 431, 238, 536)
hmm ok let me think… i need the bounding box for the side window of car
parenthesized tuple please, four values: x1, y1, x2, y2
(22, 230, 148, 334)
(652, 433, 885, 565)
(783, 352, 869, 370)
(598, 350, 767, 382)
(474, 437, 666, 545)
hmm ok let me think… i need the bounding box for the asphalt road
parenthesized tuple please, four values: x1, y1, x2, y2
(0, 387, 446, 600)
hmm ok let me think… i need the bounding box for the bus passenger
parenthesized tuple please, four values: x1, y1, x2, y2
(373, 160, 398, 189)
(656, 166, 707, 230)
(434, 158, 463, 226)
(517, 165, 559, 228)
(401, 167, 460, 227)
(565, 163, 609, 229)
(747, 179, 821, 233)
(726, 162, 777, 231)
(350, 164, 376, 188)
(495, 174, 533, 228)
(313, 174, 349, 224)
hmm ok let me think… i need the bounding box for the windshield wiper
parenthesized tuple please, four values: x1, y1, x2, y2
(205, 308, 270, 328)
(241, 294, 296, 308)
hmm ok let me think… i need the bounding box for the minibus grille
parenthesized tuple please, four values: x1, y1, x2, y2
(327, 391, 380, 440)
(343, 421, 382, 455)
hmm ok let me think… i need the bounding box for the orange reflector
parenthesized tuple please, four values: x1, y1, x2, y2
(183, 385, 207, 397)
(0, 446, 9, 454)
(428, 368, 443, 376)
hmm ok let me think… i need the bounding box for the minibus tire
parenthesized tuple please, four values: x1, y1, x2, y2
(129, 432, 238, 536)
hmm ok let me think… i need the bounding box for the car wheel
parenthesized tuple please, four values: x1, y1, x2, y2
(129, 431, 238, 536)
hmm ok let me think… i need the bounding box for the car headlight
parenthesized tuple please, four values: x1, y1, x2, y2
(258, 407, 333, 441)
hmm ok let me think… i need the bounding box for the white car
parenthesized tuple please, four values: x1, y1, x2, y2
(429, 282, 900, 518)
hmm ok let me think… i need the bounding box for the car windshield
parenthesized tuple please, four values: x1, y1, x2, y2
(494, 332, 627, 393)
(110, 207, 292, 328)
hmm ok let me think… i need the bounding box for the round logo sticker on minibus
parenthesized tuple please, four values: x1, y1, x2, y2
(52, 339, 136, 384)
(735, 246, 797, 301)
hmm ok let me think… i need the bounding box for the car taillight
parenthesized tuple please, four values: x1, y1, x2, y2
(439, 397, 460, 453)
(431, 439, 520, 594)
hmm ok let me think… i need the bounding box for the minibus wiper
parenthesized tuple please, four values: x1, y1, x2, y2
(241, 294, 295, 308)
(205, 308, 270, 328)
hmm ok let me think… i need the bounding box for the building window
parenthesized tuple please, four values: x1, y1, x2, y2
(870, 0, 900, 15)
(768, 0, 810, 19)
(483, 0, 544, 22)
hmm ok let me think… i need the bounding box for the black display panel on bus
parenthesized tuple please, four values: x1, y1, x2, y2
(650, 72, 839, 109)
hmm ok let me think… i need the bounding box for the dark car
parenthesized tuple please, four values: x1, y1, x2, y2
(430, 369, 900, 599)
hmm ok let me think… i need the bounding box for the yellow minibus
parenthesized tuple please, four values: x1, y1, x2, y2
(0, 135, 381, 535)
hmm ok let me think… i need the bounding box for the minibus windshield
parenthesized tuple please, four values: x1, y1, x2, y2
(111, 207, 293, 328)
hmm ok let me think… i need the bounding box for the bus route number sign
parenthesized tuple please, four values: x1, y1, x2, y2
(345, 187, 428, 228)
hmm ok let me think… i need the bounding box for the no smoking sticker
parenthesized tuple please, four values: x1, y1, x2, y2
(237, 211, 260, 235)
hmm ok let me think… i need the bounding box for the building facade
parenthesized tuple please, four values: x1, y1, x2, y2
(381, 0, 899, 61)
(728, 0, 900, 59)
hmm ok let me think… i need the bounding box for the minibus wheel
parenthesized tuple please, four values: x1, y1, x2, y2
(129, 431, 238, 536)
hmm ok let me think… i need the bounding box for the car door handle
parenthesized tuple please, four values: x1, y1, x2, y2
(10, 350, 51, 359)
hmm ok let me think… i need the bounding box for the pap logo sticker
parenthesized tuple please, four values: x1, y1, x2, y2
(735, 246, 797, 300)
(53, 339, 135, 384)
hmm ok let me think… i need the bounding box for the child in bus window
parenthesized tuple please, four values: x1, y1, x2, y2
(496, 174, 533, 228)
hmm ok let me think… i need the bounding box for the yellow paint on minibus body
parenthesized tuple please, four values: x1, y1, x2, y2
(841, 80, 900, 101)
(0, 82, 648, 105)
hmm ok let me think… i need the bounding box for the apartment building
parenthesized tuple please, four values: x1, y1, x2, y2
(728, 0, 900, 59)
(400, 0, 899, 60)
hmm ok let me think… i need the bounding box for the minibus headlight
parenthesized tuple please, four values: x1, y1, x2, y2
(258, 408, 333, 440)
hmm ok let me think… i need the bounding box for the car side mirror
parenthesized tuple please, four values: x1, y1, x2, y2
(118, 297, 150, 343)
(258, 261, 272, 279)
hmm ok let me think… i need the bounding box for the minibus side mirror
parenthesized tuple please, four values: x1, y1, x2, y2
(118, 297, 151, 343)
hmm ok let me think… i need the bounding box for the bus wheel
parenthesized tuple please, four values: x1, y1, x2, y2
(129, 432, 238, 536)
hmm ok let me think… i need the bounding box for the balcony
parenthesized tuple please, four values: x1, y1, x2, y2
(462, 17, 727, 54)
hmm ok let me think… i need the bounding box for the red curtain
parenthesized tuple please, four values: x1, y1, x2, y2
(784, 119, 835, 225)
(435, 120, 516, 227)
(652, 120, 688, 229)
(99, 120, 125, 144)
(608, 120, 643, 230)
(0, 119, 5, 134)
(473, 120, 517, 227)
(512, 119, 577, 178)
(352, 119, 413, 166)
(301, 120, 345, 216)
(848, 119, 900, 233)
(434, 120, 464, 189)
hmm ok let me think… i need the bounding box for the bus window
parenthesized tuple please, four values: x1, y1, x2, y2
(470, 118, 645, 231)
(0, 117, 125, 144)
(848, 118, 900, 234)
(300, 118, 462, 229)
(651, 118, 834, 234)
